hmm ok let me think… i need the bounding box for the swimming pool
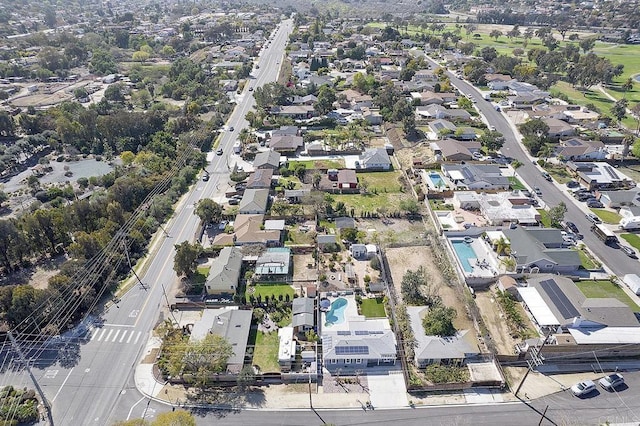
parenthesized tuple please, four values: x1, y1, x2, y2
(325, 297, 348, 326)
(451, 239, 478, 273)
(428, 172, 445, 188)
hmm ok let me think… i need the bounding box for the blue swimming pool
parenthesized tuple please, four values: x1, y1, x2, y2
(451, 239, 478, 273)
(325, 297, 348, 326)
(429, 172, 445, 188)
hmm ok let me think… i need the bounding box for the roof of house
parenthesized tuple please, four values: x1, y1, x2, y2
(437, 139, 473, 160)
(253, 150, 281, 169)
(255, 247, 291, 275)
(441, 164, 510, 187)
(360, 148, 391, 168)
(338, 169, 357, 184)
(212, 214, 281, 246)
(317, 234, 337, 244)
(503, 227, 580, 268)
(206, 247, 243, 294)
(239, 188, 270, 214)
(335, 217, 356, 229)
(322, 317, 397, 360)
(543, 117, 575, 135)
(293, 297, 315, 315)
(272, 126, 299, 136)
(429, 119, 457, 133)
(270, 135, 304, 151)
(246, 168, 274, 189)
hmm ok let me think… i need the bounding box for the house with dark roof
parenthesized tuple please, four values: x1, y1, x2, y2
(205, 247, 243, 296)
(253, 150, 281, 170)
(272, 126, 299, 137)
(246, 169, 274, 189)
(428, 119, 457, 137)
(554, 138, 607, 161)
(431, 139, 474, 161)
(599, 189, 640, 209)
(269, 134, 304, 153)
(502, 227, 580, 274)
(441, 164, 510, 190)
(292, 297, 315, 333)
(542, 117, 576, 139)
(335, 216, 356, 230)
(567, 161, 635, 191)
(358, 148, 391, 171)
(239, 188, 270, 214)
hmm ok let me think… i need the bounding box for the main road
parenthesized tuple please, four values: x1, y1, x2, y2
(11, 19, 294, 425)
(427, 57, 639, 277)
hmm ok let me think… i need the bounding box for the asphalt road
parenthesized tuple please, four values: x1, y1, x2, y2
(0, 20, 295, 425)
(431, 59, 640, 277)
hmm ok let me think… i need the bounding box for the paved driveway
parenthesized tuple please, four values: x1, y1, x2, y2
(367, 367, 408, 408)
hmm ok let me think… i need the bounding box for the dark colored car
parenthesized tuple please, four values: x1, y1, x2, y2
(587, 200, 604, 208)
(542, 171, 552, 182)
(566, 221, 579, 234)
(566, 180, 580, 188)
(621, 246, 638, 258)
(202, 174, 209, 181)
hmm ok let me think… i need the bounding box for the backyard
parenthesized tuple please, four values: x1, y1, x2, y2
(621, 233, 640, 251)
(332, 193, 414, 216)
(576, 280, 640, 311)
(590, 208, 622, 224)
(250, 329, 280, 373)
(246, 284, 295, 301)
(359, 297, 386, 318)
(288, 159, 345, 171)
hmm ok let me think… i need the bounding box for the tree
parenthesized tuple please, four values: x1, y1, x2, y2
(173, 241, 202, 277)
(182, 334, 233, 389)
(314, 85, 336, 115)
(341, 227, 358, 242)
(401, 267, 435, 306)
(493, 237, 511, 256)
(399, 198, 420, 215)
(237, 365, 256, 390)
(422, 304, 457, 336)
(518, 119, 549, 155)
(478, 130, 505, 152)
(548, 202, 567, 228)
(489, 30, 502, 41)
(611, 99, 628, 123)
(632, 138, 640, 158)
(132, 50, 150, 63)
(579, 37, 596, 54)
(194, 198, 223, 224)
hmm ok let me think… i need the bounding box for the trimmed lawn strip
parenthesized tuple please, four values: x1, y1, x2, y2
(576, 280, 640, 311)
(252, 330, 280, 373)
(508, 176, 526, 190)
(537, 209, 551, 228)
(621, 233, 640, 251)
(289, 159, 345, 170)
(360, 298, 387, 318)
(574, 247, 599, 270)
(246, 284, 295, 300)
(590, 208, 622, 224)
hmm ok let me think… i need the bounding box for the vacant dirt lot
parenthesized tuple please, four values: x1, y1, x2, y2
(385, 246, 474, 331)
(292, 254, 317, 282)
(475, 288, 519, 355)
(356, 217, 430, 245)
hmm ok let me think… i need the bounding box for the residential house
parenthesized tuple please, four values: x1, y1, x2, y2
(357, 148, 392, 171)
(430, 139, 473, 161)
(205, 247, 243, 296)
(271, 105, 316, 120)
(408, 306, 478, 367)
(543, 117, 576, 139)
(413, 91, 458, 106)
(189, 307, 252, 373)
(485, 74, 514, 91)
(362, 108, 383, 125)
(502, 227, 581, 274)
(284, 188, 310, 203)
(428, 119, 457, 138)
(272, 126, 300, 137)
(562, 106, 600, 124)
(416, 104, 471, 122)
(292, 94, 318, 105)
(554, 138, 607, 161)
(453, 191, 540, 225)
(246, 169, 274, 189)
(441, 164, 510, 190)
(254, 247, 292, 282)
(321, 169, 358, 193)
(253, 150, 281, 171)
(239, 189, 270, 214)
(335, 216, 356, 230)
(292, 297, 315, 333)
(317, 234, 338, 251)
(599, 189, 640, 209)
(212, 214, 282, 247)
(269, 135, 304, 153)
(567, 161, 635, 191)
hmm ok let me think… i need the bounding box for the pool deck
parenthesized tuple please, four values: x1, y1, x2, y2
(449, 237, 499, 280)
(321, 295, 360, 332)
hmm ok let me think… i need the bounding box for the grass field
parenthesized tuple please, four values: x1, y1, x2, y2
(429, 199, 454, 211)
(508, 176, 526, 190)
(358, 171, 404, 193)
(537, 209, 551, 227)
(360, 298, 386, 318)
(542, 164, 573, 184)
(621, 233, 640, 251)
(251, 330, 280, 373)
(576, 280, 640, 311)
(246, 284, 295, 300)
(590, 208, 622, 224)
(288, 159, 345, 170)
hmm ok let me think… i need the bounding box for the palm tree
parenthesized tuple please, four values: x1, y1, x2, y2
(539, 144, 555, 163)
(494, 237, 511, 256)
(500, 257, 516, 272)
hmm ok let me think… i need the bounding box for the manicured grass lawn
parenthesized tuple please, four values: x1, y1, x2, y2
(332, 193, 412, 215)
(574, 247, 600, 270)
(621, 234, 640, 251)
(360, 298, 386, 318)
(576, 280, 640, 311)
(590, 208, 622, 224)
(543, 164, 573, 184)
(289, 159, 345, 170)
(246, 284, 295, 300)
(277, 176, 302, 190)
(508, 176, 526, 190)
(358, 171, 403, 193)
(429, 199, 454, 211)
(252, 330, 280, 373)
(537, 209, 551, 228)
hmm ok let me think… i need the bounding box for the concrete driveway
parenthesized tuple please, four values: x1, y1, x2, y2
(367, 367, 408, 408)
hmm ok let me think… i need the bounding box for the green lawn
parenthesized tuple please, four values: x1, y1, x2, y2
(576, 280, 640, 311)
(246, 284, 295, 300)
(574, 247, 600, 270)
(508, 176, 526, 190)
(252, 330, 280, 373)
(590, 208, 622, 224)
(360, 298, 386, 318)
(429, 199, 454, 211)
(621, 234, 640, 251)
(289, 159, 345, 170)
(543, 164, 573, 184)
(537, 209, 551, 227)
(358, 171, 403, 193)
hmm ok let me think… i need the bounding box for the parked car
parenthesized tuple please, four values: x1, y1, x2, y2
(202, 174, 209, 181)
(571, 380, 596, 397)
(599, 373, 624, 391)
(534, 187, 542, 196)
(586, 213, 602, 224)
(542, 171, 552, 182)
(229, 126, 234, 132)
(621, 246, 638, 258)
(565, 221, 580, 234)
(228, 199, 240, 205)
(521, 190, 532, 197)
(216, 148, 223, 155)
(567, 180, 580, 188)
(587, 200, 604, 208)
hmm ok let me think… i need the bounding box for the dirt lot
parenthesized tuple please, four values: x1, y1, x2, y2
(292, 254, 317, 282)
(384, 246, 474, 332)
(395, 143, 436, 170)
(0, 255, 67, 289)
(475, 287, 519, 355)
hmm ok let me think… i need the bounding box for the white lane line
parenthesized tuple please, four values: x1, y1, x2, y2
(103, 323, 135, 328)
(104, 329, 114, 342)
(90, 329, 98, 341)
(134, 331, 141, 345)
(96, 329, 106, 341)
(119, 330, 128, 343)
(52, 368, 74, 402)
(126, 331, 134, 344)
(111, 330, 121, 342)
(127, 397, 146, 421)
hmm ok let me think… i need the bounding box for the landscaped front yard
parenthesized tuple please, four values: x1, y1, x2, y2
(590, 208, 622, 224)
(251, 330, 280, 373)
(508, 176, 526, 191)
(576, 280, 640, 311)
(621, 233, 640, 251)
(537, 209, 551, 228)
(542, 164, 572, 184)
(360, 297, 386, 318)
(574, 246, 600, 270)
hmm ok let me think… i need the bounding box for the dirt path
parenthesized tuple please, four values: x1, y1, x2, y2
(475, 287, 518, 355)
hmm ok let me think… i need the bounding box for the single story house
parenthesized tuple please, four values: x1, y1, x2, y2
(357, 148, 392, 171)
(441, 164, 510, 191)
(205, 247, 243, 296)
(502, 227, 580, 274)
(239, 188, 270, 214)
(292, 297, 315, 333)
(253, 150, 281, 170)
(254, 247, 292, 281)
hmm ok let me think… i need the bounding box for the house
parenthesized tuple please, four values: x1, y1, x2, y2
(502, 227, 581, 274)
(441, 164, 510, 190)
(337, 169, 358, 189)
(350, 243, 367, 258)
(272, 126, 299, 137)
(567, 161, 635, 191)
(284, 189, 310, 203)
(212, 214, 282, 247)
(335, 216, 356, 230)
(554, 138, 607, 161)
(358, 148, 392, 171)
(292, 297, 315, 333)
(271, 105, 316, 120)
(269, 135, 304, 153)
(431, 139, 473, 161)
(428, 119, 457, 138)
(246, 169, 274, 189)
(485, 74, 514, 91)
(292, 94, 318, 105)
(317, 234, 338, 251)
(408, 306, 479, 367)
(322, 316, 397, 371)
(205, 247, 243, 296)
(497, 276, 520, 300)
(362, 108, 383, 125)
(599, 189, 640, 209)
(415, 105, 471, 121)
(254, 247, 292, 281)
(253, 150, 281, 170)
(453, 191, 540, 225)
(543, 117, 576, 139)
(515, 275, 640, 359)
(239, 189, 270, 214)
(278, 327, 297, 372)
(507, 94, 546, 109)
(189, 307, 252, 373)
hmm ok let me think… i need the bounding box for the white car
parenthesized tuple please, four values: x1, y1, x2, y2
(599, 373, 624, 391)
(571, 380, 596, 397)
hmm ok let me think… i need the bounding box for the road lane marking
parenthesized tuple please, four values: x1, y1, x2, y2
(104, 329, 114, 342)
(103, 324, 135, 327)
(119, 330, 128, 343)
(96, 329, 106, 341)
(111, 330, 121, 342)
(44, 370, 58, 379)
(127, 397, 146, 420)
(90, 329, 98, 341)
(126, 331, 134, 344)
(134, 331, 141, 345)
(52, 368, 74, 402)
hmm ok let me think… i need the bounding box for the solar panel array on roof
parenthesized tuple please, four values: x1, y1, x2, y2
(604, 166, 619, 180)
(462, 167, 474, 180)
(540, 279, 580, 319)
(567, 139, 581, 146)
(335, 346, 369, 355)
(354, 330, 369, 335)
(337, 330, 351, 336)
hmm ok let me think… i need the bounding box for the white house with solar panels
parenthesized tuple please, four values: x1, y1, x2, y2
(322, 316, 397, 371)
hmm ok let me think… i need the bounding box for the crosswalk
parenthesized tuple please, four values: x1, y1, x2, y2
(89, 327, 142, 345)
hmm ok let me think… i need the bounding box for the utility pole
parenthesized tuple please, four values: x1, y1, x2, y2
(7, 332, 54, 425)
(123, 240, 146, 290)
